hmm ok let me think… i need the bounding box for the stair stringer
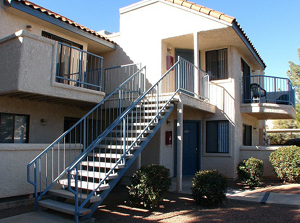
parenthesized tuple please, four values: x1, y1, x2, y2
(82, 103, 175, 219)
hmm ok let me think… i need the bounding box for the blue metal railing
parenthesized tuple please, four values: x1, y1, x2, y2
(104, 63, 142, 94)
(243, 75, 295, 106)
(27, 57, 210, 222)
(27, 65, 146, 209)
(65, 57, 210, 220)
(56, 42, 103, 91)
(162, 57, 209, 100)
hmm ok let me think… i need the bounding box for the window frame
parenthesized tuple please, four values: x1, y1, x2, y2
(205, 48, 228, 80)
(243, 124, 252, 146)
(0, 113, 30, 143)
(205, 120, 230, 154)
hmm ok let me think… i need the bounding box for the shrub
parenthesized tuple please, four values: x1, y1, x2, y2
(127, 164, 171, 208)
(237, 157, 264, 188)
(192, 170, 227, 206)
(269, 146, 300, 183)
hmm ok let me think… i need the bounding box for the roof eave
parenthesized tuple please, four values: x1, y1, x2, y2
(232, 20, 266, 70)
(5, 0, 116, 50)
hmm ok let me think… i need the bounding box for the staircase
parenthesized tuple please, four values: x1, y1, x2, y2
(27, 57, 209, 222)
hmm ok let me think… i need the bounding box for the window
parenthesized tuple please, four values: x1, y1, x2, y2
(42, 31, 83, 49)
(206, 120, 229, 153)
(243, 124, 252, 146)
(206, 49, 228, 80)
(0, 113, 29, 143)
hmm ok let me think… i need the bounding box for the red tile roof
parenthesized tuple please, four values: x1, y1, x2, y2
(164, 0, 266, 68)
(10, 0, 265, 68)
(11, 0, 115, 44)
(164, 0, 235, 23)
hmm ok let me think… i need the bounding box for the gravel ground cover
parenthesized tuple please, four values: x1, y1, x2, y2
(94, 184, 300, 223)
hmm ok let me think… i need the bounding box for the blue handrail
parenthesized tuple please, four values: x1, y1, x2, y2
(27, 65, 146, 205)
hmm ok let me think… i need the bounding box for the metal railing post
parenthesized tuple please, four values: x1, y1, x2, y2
(123, 118, 126, 164)
(83, 118, 86, 150)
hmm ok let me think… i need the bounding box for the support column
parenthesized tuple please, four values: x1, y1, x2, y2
(194, 31, 200, 96)
(176, 100, 183, 192)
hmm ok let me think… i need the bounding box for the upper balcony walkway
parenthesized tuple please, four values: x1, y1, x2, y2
(241, 75, 296, 119)
(0, 30, 105, 106)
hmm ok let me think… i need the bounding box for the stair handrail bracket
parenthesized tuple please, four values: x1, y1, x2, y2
(27, 65, 146, 204)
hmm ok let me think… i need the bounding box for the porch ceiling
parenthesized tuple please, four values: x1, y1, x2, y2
(0, 92, 97, 108)
(163, 27, 263, 70)
(240, 103, 296, 120)
(174, 92, 216, 114)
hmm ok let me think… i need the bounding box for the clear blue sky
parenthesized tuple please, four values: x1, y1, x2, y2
(31, 0, 300, 79)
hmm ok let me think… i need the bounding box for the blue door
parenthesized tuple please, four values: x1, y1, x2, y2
(183, 122, 199, 175)
(175, 121, 201, 176)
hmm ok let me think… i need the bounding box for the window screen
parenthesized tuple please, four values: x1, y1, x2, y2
(206, 120, 229, 153)
(206, 49, 228, 80)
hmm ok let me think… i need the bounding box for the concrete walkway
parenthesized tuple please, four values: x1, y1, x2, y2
(1, 179, 299, 222)
(226, 187, 300, 207)
(169, 177, 300, 207)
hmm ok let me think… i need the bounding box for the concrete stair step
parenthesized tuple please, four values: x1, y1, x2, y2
(99, 144, 141, 150)
(81, 161, 125, 169)
(89, 153, 134, 159)
(70, 170, 118, 180)
(38, 199, 91, 216)
(111, 129, 153, 134)
(59, 179, 110, 191)
(49, 189, 101, 203)
(105, 136, 147, 142)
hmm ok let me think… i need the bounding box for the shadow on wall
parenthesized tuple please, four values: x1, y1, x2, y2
(101, 44, 152, 93)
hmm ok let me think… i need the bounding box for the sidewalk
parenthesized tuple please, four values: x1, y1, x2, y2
(226, 187, 300, 207)
(170, 177, 300, 207)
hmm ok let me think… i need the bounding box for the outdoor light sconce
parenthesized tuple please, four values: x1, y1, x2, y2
(40, 119, 46, 125)
(166, 119, 171, 126)
(26, 25, 32, 31)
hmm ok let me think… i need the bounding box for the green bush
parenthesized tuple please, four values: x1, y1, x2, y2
(127, 164, 171, 208)
(237, 157, 264, 188)
(269, 146, 300, 183)
(192, 170, 227, 206)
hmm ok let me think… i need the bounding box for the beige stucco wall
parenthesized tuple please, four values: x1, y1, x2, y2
(112, 1, 266, 179)
(0, 30, 105, 103)
(240, 146, 279, 178)
(0, 96, 88, 198)
(0, 96, 88, 143)
(0, 144, 82, 198)
(116, 0, 228, 85)
(0, 1, 88, 51)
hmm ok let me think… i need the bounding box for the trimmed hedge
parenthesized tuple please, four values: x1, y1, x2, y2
(237, 157, 264, 188)
(269, 146, 300, 183)
(127, 164, 171, 208)
(192, 170, 228, 206)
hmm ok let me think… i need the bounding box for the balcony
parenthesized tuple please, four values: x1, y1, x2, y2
(241, 75, 296, 119)
(0, 30, 105, 106)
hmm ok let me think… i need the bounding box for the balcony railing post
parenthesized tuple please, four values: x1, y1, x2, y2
(177, 56, 181, 91)
(274, 77, 277, 104)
